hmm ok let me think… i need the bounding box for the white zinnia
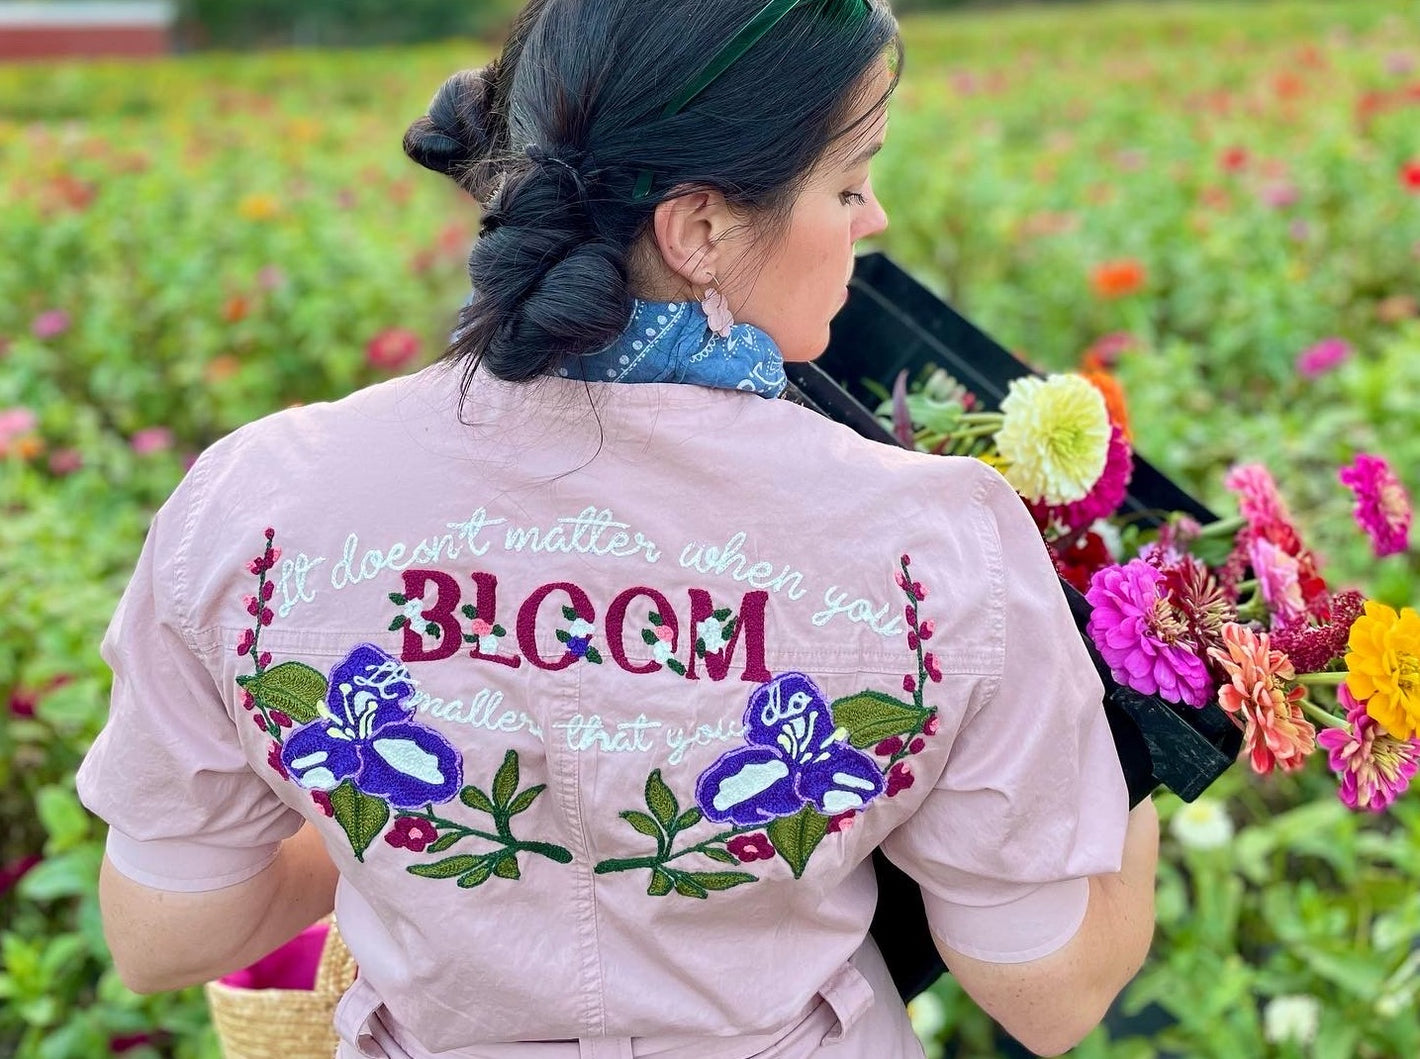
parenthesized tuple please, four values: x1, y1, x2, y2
(402, 598, 426, 622)
(1263, 995, 1320, 1046)
(995, 374, 1111, 505)
(1169, 798, 1235, 851)
(697, 617, 728, 653)
(652, 640, 675, 664)
(568, 618, 594, 638)
(907, 990, 948, 1046)
(480, 635, 501, 656)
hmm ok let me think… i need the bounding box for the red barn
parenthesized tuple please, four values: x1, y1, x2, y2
(0, 2, 174, 62)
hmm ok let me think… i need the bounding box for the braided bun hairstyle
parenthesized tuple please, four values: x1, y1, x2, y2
(403, 0, 902, 393)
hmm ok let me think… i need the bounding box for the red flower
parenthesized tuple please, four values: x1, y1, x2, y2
(874, 736, 905, 757)
(1219, 146, 1249, 173)
(267, 743, 289, 780)
(827, 811, 857, 834)
(1403, 160, 1420, 194)
(727, 833, 776, 863)
(366, 328, 423, 372)
(1090, 259, 1147, 299)
(385, 816, 439, 853)
(312, 791, 335, 818)
(886, 761, 916, 797)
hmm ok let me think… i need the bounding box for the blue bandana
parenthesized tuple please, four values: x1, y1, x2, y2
(557, 298, 787, 398)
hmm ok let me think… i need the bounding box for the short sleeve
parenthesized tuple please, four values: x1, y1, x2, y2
(74, 454, 304, 893)
(880, 466, 1129, 964)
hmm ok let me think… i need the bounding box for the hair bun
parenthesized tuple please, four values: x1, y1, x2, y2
(403, 65, 501, 181)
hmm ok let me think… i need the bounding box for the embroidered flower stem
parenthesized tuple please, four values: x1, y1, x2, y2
(235, 529, 286, 741)
(404, 806, 573, 863)
(887, 554, 939, 767)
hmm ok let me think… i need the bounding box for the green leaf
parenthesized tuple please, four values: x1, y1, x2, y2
(17, 847, 102, 902)
(507, 785, 546, 816)
(620, 810, 665, 841)
(493, 855, 521, 880)
(493, 625, 507, 637)
(585, 647, 603, 665)
(461, 604, 478, 619)
(244, 661, 328, 724)
(702, 847, 739, 865)
(830, 690, 929, 748)
(766, 806, 831, 880)
(492, 750, 520, 809)
(556, 629, 570, 643)
(682, 871, 757, 891)
(330, 782, 391, 862)
(461, 785, 497, 814)
(642, 629, 658, 645)
(562, 605, 578, 621)
(408, 855, 481, 879)
(36, 786, 90, 852)
(457, 860, 496, 889)
(649, 611, 664, 626)
(647, 869, 674, 897)
(673, 808, 703, 833)
(388, 592, 407, 605)
(427, 832, 462, 853)
(388, 617, 405, 631)
(644, 771, 679, 829)
(674, 875, 709, 899)
(425, 622, 442, 638)
(668, 659, 686, 676)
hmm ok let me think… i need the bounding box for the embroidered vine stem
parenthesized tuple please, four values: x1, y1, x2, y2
(405, 805, 572, 863)
(887, 554, 937, 768)
(593, 824, 754, 874)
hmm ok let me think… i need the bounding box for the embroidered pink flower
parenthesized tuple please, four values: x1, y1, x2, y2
(31, 310, 70, 339)
(1086, 560, 1213, 708)
(827, 811, 857, 834)
(908, 737, 926, 755)
(385, 816, 439, 853)
(885, 761, 915, 797)
(312, 790, 334, 818)
(727, 833, 776, 863)
(902, 674, 917, 694)
(1317, 685, 1420, 812)
(469, 618, 494, 637)
(922, 713, 941, 737)
(267, 743, 289, 780)
(1209, 623, 1315, 775)
(237, 628, 256, 656)
(1296, 337, 1352, 378)
(1339, 454, 1412, 558)
(130, 427, 173, 455)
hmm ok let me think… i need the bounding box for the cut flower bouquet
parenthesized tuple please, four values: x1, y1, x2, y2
(876, 365, 1418, 812)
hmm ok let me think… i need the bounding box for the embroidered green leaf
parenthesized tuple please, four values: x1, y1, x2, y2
(463, 633, 477, 644)
(723, 618, 738, 641)
(461, 785, 497, 815)
(493, 855, 521, 881)
(330, 783, 391, 863)
(642, 629, 659, 646)
(408, 855, 480, 879)
(702, 847, 738, 865)
(673, 875, 709, 899)
(673, 808, 703, 834)
(493, 624, 507, 637)
(425, 622, 442, 639)
(644, 771, 679, 830)
(683, 871, 757, 892)
(389, 617, 405, 631)
(620, 810, 664, 842)
(667, 659, 687, 676)
(695, 638, 707, 655)
(461, 604, 478, 620)
(389, 592, 407, 606)
(649, 611, 664, 627)
(831, 691, 931, 749)
(766, 805, 830, 880)
(244, 662, 327, 725)
(585, 647, 604, 665)
(427, 832, 462, 854)
(713, 608, 731, 621)
(561, 605, 579, 622)
(647, 869, 675, 897)
(457, 859, 496, 889)
(507, 784, 546, 817)
(492, 750, 521, 809)
(556, 629, 571, 643)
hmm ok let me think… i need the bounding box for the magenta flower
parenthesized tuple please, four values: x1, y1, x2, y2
(1086, 560, 1213, 708)
(1316, 686, 1420, 812)
(47, 448, 83, 475)
(1295, 337, 1352, 378)
(1249, 537, 1307, 628)
(385, 816, 439, 853)
(31, 310, 70, 340)
(1339, 454, 1412, 558)
(1030, 424, 1133, 535)
(130, 426, 174, 455)
(885, 761, 915, 797)
(726, 833, 776, 863)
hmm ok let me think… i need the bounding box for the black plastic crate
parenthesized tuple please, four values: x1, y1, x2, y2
(786, 253, 1243, 1001)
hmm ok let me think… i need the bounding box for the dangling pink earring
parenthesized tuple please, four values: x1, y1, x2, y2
(701, 277, 735, 338)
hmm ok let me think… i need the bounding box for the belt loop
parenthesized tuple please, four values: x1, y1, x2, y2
(816, 962, 877, 1045)
(578, 1037, 635, 1059)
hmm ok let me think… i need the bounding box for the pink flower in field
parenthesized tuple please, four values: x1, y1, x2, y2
(0, 407, 38, 451)
(1385, 53, 1416, 76)
(31, 310, 70, 339)
(1086, 560, 1213, 708)
(130, 426, 173, 455)
(257, 265, 287, 290)
(1316, 685, 1420, 811)
(1259, 181, 1298, 209)
(1339, 453, 1412, 558)
(366, 328, 422, 372)
(0, 855, 41, 898)
(47, 448, 83, 475)
(1249, 537, 1308, 628)
(1295, 337, 1352, 377)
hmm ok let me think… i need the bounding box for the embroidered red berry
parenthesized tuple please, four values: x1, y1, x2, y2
(312, 791, 334, 818)
(902, 674, 917, 694)
(270, 710, 293, 729)
(267, 743, 289, 780)
(900, 553, 912, 566)
(252, 712, 268, 731)
(919, 619, 935, 640)
(923, 712, 941, 737)
(924, 652, 943, 683)
(906, 631, 919, 651)
(909, 737, 926, 755)
(874, 736, 905, 757)
(257, 651, 272, 669)
(243, 594, 259, 616)
(236, 628, 255, 656)
(727, 833, 776, 863)
(905, 604, 917, 628)
(261, 581, 275, 602)
(886, 761, 915, 797)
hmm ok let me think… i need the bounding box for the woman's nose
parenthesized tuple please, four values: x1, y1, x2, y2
(854, 180, 889, 240)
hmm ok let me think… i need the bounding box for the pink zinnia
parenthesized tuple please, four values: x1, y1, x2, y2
(1209, 623, 1315, 775)
(31, 310, 70, 340)
(1295, 337, 1352, 378)
(1316, 685, 1420, 812)
(1249, 537, 1307, 628)
(1086, 560, 1213, 708)
(366, 328, 422, 372)
(1225, 463, 1295, 538)
(130, 426, 173, 455)
(1030, 424, 1133, 536)
(1338, 454, 1412, 558)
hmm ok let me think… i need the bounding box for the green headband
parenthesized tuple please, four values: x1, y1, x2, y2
(631, 0, 874, 201)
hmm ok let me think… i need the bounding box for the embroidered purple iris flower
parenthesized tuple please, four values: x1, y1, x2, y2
(695, 672, 886, 826)
(281, 644, 463, 807)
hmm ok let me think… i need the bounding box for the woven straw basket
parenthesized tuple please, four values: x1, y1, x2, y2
(204, 917, 358, 1059)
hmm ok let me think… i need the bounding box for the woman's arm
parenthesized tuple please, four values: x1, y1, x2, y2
(934, 797, 1160, 1058)
(100, 822, 341, 994)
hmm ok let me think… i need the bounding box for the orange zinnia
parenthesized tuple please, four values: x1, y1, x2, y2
(1082, 369, 1132, 441)
(1091, 259, 1147, 299)
(1210, 623, 1316, 775)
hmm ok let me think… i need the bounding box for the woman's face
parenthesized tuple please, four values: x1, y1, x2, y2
(720, 68, 892, 363)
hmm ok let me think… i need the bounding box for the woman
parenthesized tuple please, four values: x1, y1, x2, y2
(76, 1, 1159, 1056)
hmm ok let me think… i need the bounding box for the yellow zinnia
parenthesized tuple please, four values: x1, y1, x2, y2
(1346, 600, 1420, 740)
(995, 374, 1111, 505)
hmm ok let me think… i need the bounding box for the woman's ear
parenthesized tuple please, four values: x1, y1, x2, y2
(651, 188, 737, 287)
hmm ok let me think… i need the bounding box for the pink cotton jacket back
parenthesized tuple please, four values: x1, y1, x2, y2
(76, 363, 1128, 1058)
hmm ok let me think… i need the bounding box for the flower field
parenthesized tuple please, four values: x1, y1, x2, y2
(2, 1, 1418, 1056)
